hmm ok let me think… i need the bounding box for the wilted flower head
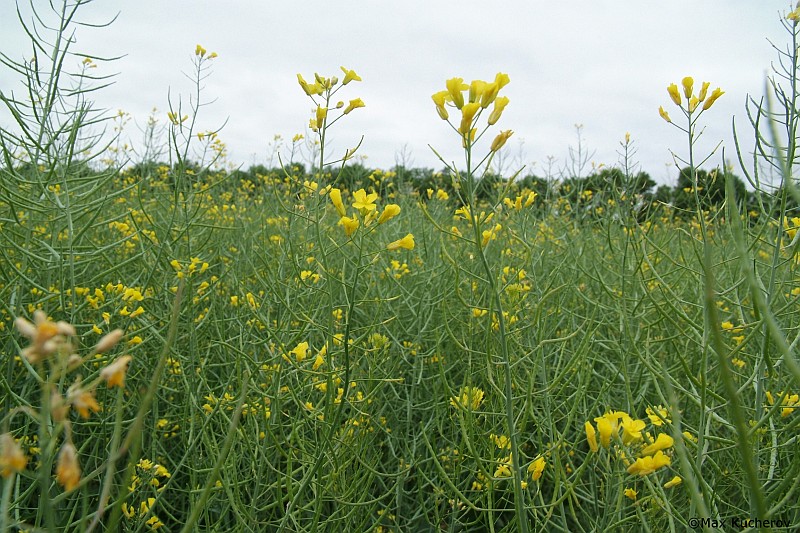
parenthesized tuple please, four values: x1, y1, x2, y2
(0, 434, 27, 478)
(15, 310, 75, 364)
(56, 442, 81, 491)
(100, 355, 133, 388)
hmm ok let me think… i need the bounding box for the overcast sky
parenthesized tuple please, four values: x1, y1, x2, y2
(0, 1, 793, 185)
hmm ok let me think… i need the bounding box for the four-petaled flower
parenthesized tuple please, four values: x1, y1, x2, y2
(340, 66, 362, 85)
(352, 189, 378, 214)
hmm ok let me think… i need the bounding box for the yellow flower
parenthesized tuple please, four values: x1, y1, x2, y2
(494, 455, 512, 478)
(528, 456, 546, 481)
(343, 98, 365, 114)
(446, 77, 468, 109)
(431, 91, 452, 120)
(626, 450, 671, 476)
(297, 74, 321, 96)
(330, 188, 346, 216)
(667, 83, 682, 106)
(663, 475, 682, 489)
(702, 87, 724, 110)
(659, 106, 672, 123)
(378, 204, 401, 224)
(56, 442, 81, 491)
(681, 76, 694, 99)
(488, 96, 509, 125)
(479, 81, 500, 108)
(584, 421, 599, 453)
(352, 189, 379, 213)
(195, 44, 207, 57)
(469, 79, 487, 104)
(490, 130, 514, 152)
(71, 389, 101, 419)
(494, 72, 510, 90)
(0, 434, 27, 478)
(289, 341, 309, 362)
(459, 102, 481, 135)
(624, 488, 637, 501)
(640, 433, 674, 456)
(698, 81, 711, 101)
(620, 416, 646, 445)
(340, 66, 362, 85)
(100, 355, 133, 388)
(388, 233, 415, 251)
(646, 405, 671, 426)
(339, 215, 359, 237)
(315, 105, 328, 127)
(595, 417, 613, 448)
(688, 96, 699, 112)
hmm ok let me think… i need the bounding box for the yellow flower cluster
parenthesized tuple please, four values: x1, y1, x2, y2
(329, 187, 413, 250)
(584, 408, 677, 479)
(432, 73, 513, 149)
(659, 76, 724, 123)
(449, 386, 485, 411)
(766, 391, 799, 418)
(502, 191, 537, 211)
(297, 68, 364, 132)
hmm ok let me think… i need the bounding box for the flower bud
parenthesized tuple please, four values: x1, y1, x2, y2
(315, 105, 327, 126)
(329, 188, 346, 217)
